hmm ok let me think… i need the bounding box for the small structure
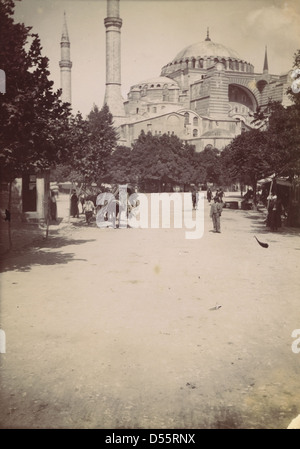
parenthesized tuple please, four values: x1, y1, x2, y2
(1, 171, 50, 223)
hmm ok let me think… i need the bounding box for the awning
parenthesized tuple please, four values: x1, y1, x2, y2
(257, 176, 292, 187)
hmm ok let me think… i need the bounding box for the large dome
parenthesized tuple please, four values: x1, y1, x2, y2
(173, 39, 240, 62)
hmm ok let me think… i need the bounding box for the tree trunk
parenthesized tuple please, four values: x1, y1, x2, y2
(45, 195, 50, 239)
(68, 184, 73, 222)
(252, 178, 258, 210)
(7, 180, 12, 251)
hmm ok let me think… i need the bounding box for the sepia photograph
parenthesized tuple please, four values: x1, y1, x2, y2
(0, 0, 300, 432)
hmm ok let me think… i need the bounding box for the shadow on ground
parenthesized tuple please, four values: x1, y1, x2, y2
(0, 251, 88, 273)
(0, 233, 95, 272)
(241, 210, 300, 237)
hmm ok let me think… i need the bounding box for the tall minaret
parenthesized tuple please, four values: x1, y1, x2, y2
(59, 12, 72, 104)
(263, 46, 269, 74)
(104, 0, 125, 124)
(205, 27, 211, 41)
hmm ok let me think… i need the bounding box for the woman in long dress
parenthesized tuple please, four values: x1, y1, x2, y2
(70, 189, 79, 218)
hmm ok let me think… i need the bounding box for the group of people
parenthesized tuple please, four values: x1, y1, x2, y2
(70, 184, 283, 234)
(206, 187, 224, 204)
(70, 189, 95, 225)
(70, 186, 138, 227)
(190, 186, 225, 233)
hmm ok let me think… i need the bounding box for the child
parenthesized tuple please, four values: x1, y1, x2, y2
(83, 196, 95, 225)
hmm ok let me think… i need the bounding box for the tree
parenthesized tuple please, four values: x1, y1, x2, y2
(0, 0, 72, 248)
(265, 101, 300, 178)
(105, 145, 132, 184)
(0, 0, 72, 184)
(287, 49, 300, 107)
(196, 145, 222, 186)
(221, 128, 270, 205)
(130, 131, 197, 191)
(71, 104, 118, 185)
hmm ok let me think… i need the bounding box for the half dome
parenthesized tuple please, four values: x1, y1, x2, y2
(131, 76, 178, 89)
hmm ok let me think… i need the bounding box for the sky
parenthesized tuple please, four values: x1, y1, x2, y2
(13, 0, 300, 117)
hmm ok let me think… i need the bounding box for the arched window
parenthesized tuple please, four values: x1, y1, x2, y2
(193, 117, 198, 126)
(193, 129, 198, 137)
(184, 112, 189, 125)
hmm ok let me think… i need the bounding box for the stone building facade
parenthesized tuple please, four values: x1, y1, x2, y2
(116, 31, 291, 151)
(58, 0, 292, 153)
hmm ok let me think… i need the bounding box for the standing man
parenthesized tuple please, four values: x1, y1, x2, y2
(207, 187, 212, 203)
(210, 196, 223, 233)
(191, 186, 198, 210)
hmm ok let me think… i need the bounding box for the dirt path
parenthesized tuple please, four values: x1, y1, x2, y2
(0, 194, 300, 429)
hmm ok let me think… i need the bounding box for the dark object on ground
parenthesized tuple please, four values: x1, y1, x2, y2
(254, 235, 269, 248)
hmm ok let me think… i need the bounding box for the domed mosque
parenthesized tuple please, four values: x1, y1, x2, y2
(99, 1, 293, 151)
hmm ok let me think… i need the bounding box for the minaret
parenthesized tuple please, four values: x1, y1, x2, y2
(263, 46, 269, 74)
(104, 0, 125, 124)
(205, 27, 211, 41)
(59, 12, 72, 104)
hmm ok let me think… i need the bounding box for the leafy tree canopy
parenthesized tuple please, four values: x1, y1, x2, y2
(0, 0, 72, 183)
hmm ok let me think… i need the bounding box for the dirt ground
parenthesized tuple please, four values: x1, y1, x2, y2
(0, 193, 299, 429)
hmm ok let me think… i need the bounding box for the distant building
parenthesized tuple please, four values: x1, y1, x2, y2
(56, 1, 292, 152)
(99, 0, 292, 151)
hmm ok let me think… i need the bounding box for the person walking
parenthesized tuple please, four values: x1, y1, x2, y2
(83, 196, 95, 225)
(191, 187, 198, 210)
(70, 189, 79, 218)
(50, 190, 57, 221)
(79, 193, 85, 214)
(210, 196, 223, 233)
(207, 187, 212, 203)
(218, 187, 225, 203)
